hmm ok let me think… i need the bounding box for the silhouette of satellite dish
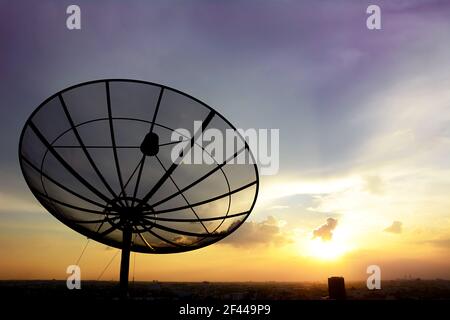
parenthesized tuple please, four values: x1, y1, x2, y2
(18, 79, 259, 296)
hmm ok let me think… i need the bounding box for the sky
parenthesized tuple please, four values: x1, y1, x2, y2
(1, 0, 450, 281)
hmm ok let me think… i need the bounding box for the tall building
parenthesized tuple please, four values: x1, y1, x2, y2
(328, 277, 346, 300)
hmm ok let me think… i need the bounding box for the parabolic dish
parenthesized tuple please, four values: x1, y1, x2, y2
(19, 79, 259, 253)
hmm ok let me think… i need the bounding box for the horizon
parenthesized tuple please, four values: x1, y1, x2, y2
(2, 278, 448, 283)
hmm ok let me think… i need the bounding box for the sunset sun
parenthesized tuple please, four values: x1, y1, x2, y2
(307, 238, 348, 260)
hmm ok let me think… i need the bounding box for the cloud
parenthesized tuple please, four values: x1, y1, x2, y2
(420, 238, 450, 248)
(363, 175, 384, 195)
(268, 205, 290, 210)
(220, 216, 291, 248)
(312, 218, 338, 241)
(384, 221, 402, 234)
(173, 235, 197, 246)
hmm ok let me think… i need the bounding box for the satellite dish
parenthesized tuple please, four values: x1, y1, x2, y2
(19, 79, 259, 296)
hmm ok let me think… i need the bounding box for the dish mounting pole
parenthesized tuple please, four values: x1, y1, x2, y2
(120, 224, 132, 299)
